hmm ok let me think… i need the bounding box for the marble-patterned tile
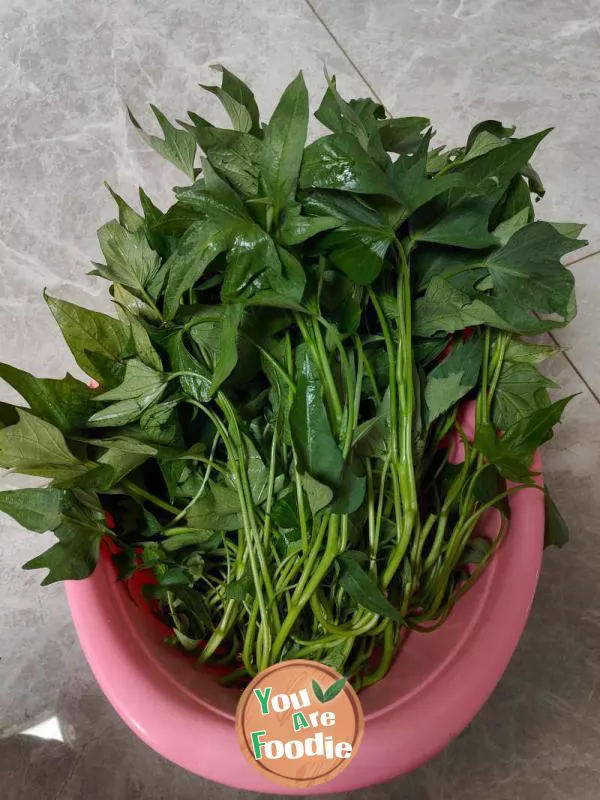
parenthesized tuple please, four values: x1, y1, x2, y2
(309, 0, 600, 248)
(2, 0, 600, 798)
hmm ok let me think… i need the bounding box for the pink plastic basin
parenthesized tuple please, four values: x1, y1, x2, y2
(65, 455, 544, 794)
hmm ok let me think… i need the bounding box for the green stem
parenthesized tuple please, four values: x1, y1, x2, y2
(166, 432, 220, 528)
(295, 313, 342, 435)
(122, 480, 180, 515)
(271, 515, 340, 661)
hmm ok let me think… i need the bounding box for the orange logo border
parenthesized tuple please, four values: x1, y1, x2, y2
(235, 659, 365, 788)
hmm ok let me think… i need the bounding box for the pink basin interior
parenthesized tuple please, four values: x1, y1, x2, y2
(65, 454, 544, 794)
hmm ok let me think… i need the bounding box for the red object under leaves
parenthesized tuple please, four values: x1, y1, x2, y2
(103, 509, 116, 530)
(100, 531, 237, 679)
(435, 339, 454, 365)
(101, 536, 121, 556)
(434, 327, 476, 367)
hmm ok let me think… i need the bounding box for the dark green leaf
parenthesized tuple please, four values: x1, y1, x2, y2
(290, 345, 344, 488)
(0, 364, 93, 433)
(224, 574, 253, 601)
(0, 409, 81, 476)
(0, 488, 63, 532)
(550, 222, 586, 239)
(392, 155, 466, 213)
(504, 338, 560, 365)
(279, 204, 341, 246)
(124, 312, 163, 371)
(338, 552, 404, 621)
(271, 489, 300, 529)
(113, 282, 161, 324)
(378, 117, 430, 154)
(97, 447, 150, 486)
(475, 396, 573, 481)
(200, 83, 253, 133)
(210, 304, 244, 394)
(22, 516, 104, 585)
(162, 220, 230, 320)
(329, 462, 366, 514)
(465, 120, 515, 152)
(89, 358, 167, 405)
(222, 226, 277, 297)
(95, 221, 161, 295)
(353, 393, 390, 458)
(140, 398, 181, 445)
(104, 183, 144, 232)
(189, 126, 261, 196)
(544, 491, 569, 548)
(79, 436, 157, 455)
(210, 65, 261, 136)
(414, 278, 510, 337)
(158, 566, 191, 586)
(492, 208, 531, 245)
(463, 131, 506, 162)
(304, 191, 393, 284)
(300, 133, 394, 198)
(503, 396, 573, 452)
(267, 246, 306, 302)
(0, 402, 19, 430)
(454, 129, 551, 192)
(415, 195, 500, 249)
(186, 485, 243, 531)
(425, 336, 484, 423)
(314, 78, 389, 169)
(88, 359, 167, 427)
(472, 464, 509, 516)
(243, 435, 270, 505)
(162, 530, 220, 552)
(486, 221, 586, 320)
(492, 361, 555, 429)
(46, 294, 132, 385)
(262, 72, 309, 215)
(274, 526, 302, 558)
(301, 473, 333, 515)
(164, 332, 212, 403)
(129, 105, 197, 180)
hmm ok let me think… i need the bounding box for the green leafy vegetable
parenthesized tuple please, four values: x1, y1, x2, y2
(1, 70, 581, 690)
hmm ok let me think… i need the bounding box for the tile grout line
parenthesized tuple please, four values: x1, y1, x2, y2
(565, 248, 600, 267)
(550, 333, 600, 406)
(303, 0, 600, 408)
(556, 247, 600, 404)
(302, 0, 386, 106)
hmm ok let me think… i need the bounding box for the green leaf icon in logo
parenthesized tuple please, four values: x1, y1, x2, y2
(312, 677, 346, 704)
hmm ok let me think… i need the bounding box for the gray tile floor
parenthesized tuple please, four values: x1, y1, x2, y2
(1, 0, 599, 797)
